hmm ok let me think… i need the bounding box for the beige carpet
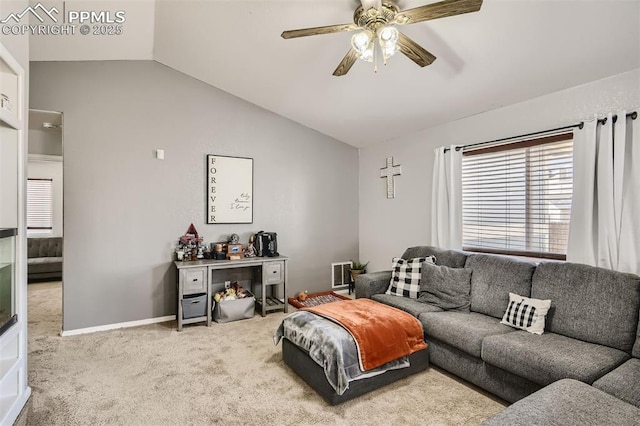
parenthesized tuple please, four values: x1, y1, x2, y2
(16, 282, 506, 425)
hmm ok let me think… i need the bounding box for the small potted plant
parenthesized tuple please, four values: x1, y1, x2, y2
(350, 260, 369, 283)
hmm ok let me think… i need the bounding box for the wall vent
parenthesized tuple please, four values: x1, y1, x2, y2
(331, 262, 352, 289)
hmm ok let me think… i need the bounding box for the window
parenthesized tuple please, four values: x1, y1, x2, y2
(27, 178, 53, 231)
(461, 133, 573, 260)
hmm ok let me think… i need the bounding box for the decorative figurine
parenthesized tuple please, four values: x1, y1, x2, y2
(297, 291, 308, 302)
(245, 235, 257, 258)
(176, 223, 204, 261)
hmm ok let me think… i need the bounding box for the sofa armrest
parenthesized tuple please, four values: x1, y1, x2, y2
(355, 271, 392, 299)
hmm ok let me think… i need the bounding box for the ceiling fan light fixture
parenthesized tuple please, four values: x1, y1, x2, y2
(378, 26, 398, 43)
(378, 26, 399, 64)
(281, 0, 484, 76)
(351, 30, 375, 62)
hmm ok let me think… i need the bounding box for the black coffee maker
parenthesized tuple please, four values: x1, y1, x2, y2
(255, 231, 278, 257)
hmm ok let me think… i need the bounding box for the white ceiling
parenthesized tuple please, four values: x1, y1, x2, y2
(31, 0, 640, 147)
(29, 0, 155, 61)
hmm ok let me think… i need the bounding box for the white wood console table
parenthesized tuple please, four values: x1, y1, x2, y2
(174, 256, 288, 330)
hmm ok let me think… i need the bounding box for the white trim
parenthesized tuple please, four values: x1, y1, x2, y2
(1, 386, 31, 426)
(29, 108, 63, 115)
(60, 315, 175, 337)
(26, 229, 53, 237)
(28, 154, 62, 162)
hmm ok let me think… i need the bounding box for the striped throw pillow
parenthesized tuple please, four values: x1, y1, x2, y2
(386, 256, 436, 299)
(500, 292, 552, 335)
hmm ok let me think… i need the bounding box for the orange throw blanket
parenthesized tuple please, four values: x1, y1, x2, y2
(303, 298, 427, 371)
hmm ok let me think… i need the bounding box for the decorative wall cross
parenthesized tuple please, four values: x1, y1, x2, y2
(380, 157, 402, 199)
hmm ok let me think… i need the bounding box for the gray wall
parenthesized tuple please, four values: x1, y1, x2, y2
(359, 68, 640, 273)
(30, 60, 359, 331)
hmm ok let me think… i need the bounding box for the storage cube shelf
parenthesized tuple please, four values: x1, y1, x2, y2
(182, 294, 207, 319)
(256, 259, 286, 315)
(176, 264, 211, 330)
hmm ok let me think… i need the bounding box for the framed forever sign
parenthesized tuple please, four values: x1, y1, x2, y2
(207, 155, 253, 224)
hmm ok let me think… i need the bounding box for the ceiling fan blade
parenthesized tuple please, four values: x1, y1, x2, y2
(333, 49, 359, 76)
(397, 32, 436, 67)
(281, 23, 359, 39)
(395, 0, 482, 25)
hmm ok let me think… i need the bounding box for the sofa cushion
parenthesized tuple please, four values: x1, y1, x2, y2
(27, 257, 63, 274)
(385, 256, 435, 299)
(482, 331, 629, 386)
(500, 293, 551, 335)
(401, 246, 468, 268)
(27, 237, 63, 258)
(482, 379, 640, 426)
(354, 270, 392, 299)
(371, 294, 443, 317)
(419, 311, 514, 358)
(531, 262, 640, 353)
(593, 358, 640, 408)
(466, 254, 536, 319)
(418, 263, 472, 312)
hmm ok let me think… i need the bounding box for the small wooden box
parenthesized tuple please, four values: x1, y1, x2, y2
(227, 244, 244, 253)
(226, 244, 244, 260)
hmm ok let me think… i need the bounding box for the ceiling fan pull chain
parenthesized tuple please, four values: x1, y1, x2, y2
(374, 41, 379, 73)
(382, 35, 387, 66)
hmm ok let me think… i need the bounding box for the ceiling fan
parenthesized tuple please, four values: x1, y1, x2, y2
(281, 0, 483, 76)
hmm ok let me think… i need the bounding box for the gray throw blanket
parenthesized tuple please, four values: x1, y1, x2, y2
(274, 311, 409, 395)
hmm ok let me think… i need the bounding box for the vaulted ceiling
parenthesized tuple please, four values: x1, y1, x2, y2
(29, 0, 640, 147)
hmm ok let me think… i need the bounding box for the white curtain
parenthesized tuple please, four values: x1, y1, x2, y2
(567, 111, 640, 275)
(431, 146, 462, 249)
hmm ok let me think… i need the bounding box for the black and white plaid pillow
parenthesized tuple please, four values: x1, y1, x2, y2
(386, 256, 436, 299)
(500, 292, 552, 335)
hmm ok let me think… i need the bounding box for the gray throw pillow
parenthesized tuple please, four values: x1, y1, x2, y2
(418, 262, 472, 312)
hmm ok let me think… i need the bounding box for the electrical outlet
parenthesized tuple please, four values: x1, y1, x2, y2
(224, 281, 231, 289)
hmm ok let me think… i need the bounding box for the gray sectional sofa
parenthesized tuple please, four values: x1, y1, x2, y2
(483, 379, 640, 425)
(27, 237, 63, 281)
(355, 246, 640, 419)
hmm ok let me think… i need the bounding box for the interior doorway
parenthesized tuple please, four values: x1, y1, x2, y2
(26, 109, 63, 332)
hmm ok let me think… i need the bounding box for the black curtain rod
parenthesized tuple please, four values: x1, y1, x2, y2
(445, 110, 638, 153)
(598, 110, 637, 125)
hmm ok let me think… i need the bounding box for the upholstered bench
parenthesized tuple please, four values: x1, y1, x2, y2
(482, 379, 640, 425)
(276, 299, 430, 405)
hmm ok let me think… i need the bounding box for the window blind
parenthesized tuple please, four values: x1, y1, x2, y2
(27, 178, 53, 230)
(461, 134, 573, 259)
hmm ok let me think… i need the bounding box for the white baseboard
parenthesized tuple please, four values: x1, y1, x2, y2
(60, 315, 175, 337)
